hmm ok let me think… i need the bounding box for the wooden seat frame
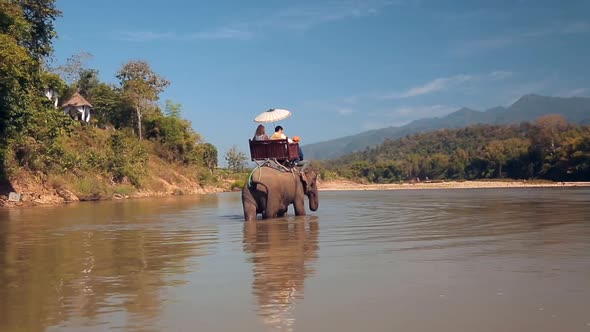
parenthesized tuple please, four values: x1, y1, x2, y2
(249, 139, 300, 162)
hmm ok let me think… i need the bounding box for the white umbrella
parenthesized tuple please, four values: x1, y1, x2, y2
(254, 108, 292, 124)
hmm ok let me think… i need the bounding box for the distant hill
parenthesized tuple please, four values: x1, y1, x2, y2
(303, 94, 590, 160)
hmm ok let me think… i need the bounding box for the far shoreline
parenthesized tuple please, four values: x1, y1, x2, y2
(318, 179, 590, 191)
(3, 179, 589, 208)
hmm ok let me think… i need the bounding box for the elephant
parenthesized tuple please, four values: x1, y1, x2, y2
(242, 164, 319, 221)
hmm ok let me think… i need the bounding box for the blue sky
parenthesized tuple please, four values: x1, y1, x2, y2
(52, 0, 590, 158)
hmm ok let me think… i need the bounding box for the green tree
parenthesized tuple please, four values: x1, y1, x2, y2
(0, 0, 66, 183)
(448, 148, 469, 179)
(164, 99, 182, 118)
(484, 140, 508, 177)
(196, 143, 218, 173)
(116, 60, 170, 140)
(108, 130, 148, 185)
(144, 101, 202, 164)
(76, 68, 100, 98)
(224, 145, 247, 173)
(15, 0, 61, 60)
(0, 34, 35, 138)
(88, 83, 128, 127)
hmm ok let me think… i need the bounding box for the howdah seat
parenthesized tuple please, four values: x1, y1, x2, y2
(249, 139, 300, 163)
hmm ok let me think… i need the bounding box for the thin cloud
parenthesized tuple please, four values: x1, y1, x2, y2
(453, 21, 590, 56)
(374, 71, 512, 100)
(192, 28, 254, 40)
(490, 70, 513, 80)
(117, 28, 253, 42)
(263, 0, 394, 30)
(336, 108, 355, 115)
(362, 121, 390, 130)
(117, 31, 176, 42)
(562, 21, 590, 34)
(561, 88, 588, 97)
(304, 70, 513, 112)
(452, 37, 513, 57)
(116, 0, 396, 42)
(362, 104, 457, 129)
(392, 75, 473, 98)
(387, 104, 457, 121)
(504, 79, 552, 104)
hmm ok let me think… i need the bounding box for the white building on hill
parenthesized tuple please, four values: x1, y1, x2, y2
(61, 93, 93, 123)
(44, 88, 59, 109)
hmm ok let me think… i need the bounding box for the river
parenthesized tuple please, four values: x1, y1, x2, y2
(1, 188, 589, 332)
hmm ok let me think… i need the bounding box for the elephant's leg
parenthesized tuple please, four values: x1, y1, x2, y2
(266, 209, 279, 219)
(243, 200, 257, 221)
(242, 188, 258, 221)
(265, 194, 281, 219)
(257, 195, 266, 214)
(294, 196, 306, 216)
(244, 205, 257, 221)
(277, 206, 288, 217)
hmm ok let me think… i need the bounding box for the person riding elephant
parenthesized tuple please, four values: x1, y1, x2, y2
(242, 163, 319, 221)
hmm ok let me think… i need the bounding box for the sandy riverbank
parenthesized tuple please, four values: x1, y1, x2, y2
(0, 185, 226, 208)
(318, 179, 590, 191)
(3, 178, 589, 208)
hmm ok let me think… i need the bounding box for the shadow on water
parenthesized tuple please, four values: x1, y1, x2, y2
(243, 217, 319, 331)
(220, 214, 246, 221)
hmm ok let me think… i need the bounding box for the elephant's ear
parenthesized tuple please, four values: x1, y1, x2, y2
(300, 171, 309, 187)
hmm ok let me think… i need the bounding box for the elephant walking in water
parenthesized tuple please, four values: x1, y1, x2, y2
(242, 164, 319, 221)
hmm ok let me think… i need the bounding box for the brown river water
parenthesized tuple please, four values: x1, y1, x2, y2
(1, 188, 589, 332)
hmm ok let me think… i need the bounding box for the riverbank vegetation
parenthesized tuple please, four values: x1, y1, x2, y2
(0, 0, 227, 202)
(319, 116, 590, 183)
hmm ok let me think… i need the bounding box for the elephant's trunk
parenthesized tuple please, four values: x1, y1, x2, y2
(307, 188, 319, 211)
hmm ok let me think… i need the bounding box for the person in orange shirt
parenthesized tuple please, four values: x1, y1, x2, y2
(292, 136, 304, 162)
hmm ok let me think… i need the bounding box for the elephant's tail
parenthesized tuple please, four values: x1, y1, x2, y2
(247, 164, 265, 187)
(246, 178, 269, 212)
(248, 178, 268, 191)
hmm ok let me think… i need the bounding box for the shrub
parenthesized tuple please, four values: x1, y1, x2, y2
(108, 130, 148, 185)
(73, 176, 110, 200)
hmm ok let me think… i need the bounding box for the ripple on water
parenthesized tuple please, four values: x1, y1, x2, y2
(1, 188, 589, 332)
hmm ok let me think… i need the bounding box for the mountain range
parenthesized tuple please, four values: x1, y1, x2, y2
(303, 94, 590, 160)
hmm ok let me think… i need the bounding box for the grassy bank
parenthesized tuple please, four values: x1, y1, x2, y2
(0, 126, 240, 207)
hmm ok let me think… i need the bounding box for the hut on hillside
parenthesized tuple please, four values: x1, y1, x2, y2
(62, 93, 92, 123)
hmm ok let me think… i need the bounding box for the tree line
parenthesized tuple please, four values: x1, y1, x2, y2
(1, 0, 218, 189)
(320, 115, 590, 183)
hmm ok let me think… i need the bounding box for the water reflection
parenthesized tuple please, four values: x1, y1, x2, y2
(1, 189, 589, 332)
(0, 196, 219, 332)
(243, 218, 319, 331)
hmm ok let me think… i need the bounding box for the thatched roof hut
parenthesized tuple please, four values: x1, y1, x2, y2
(62, 93, 93, 122)
(62, 93, 93, 108)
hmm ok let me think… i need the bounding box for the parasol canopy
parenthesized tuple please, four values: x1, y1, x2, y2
(254, 108, 292, 123)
